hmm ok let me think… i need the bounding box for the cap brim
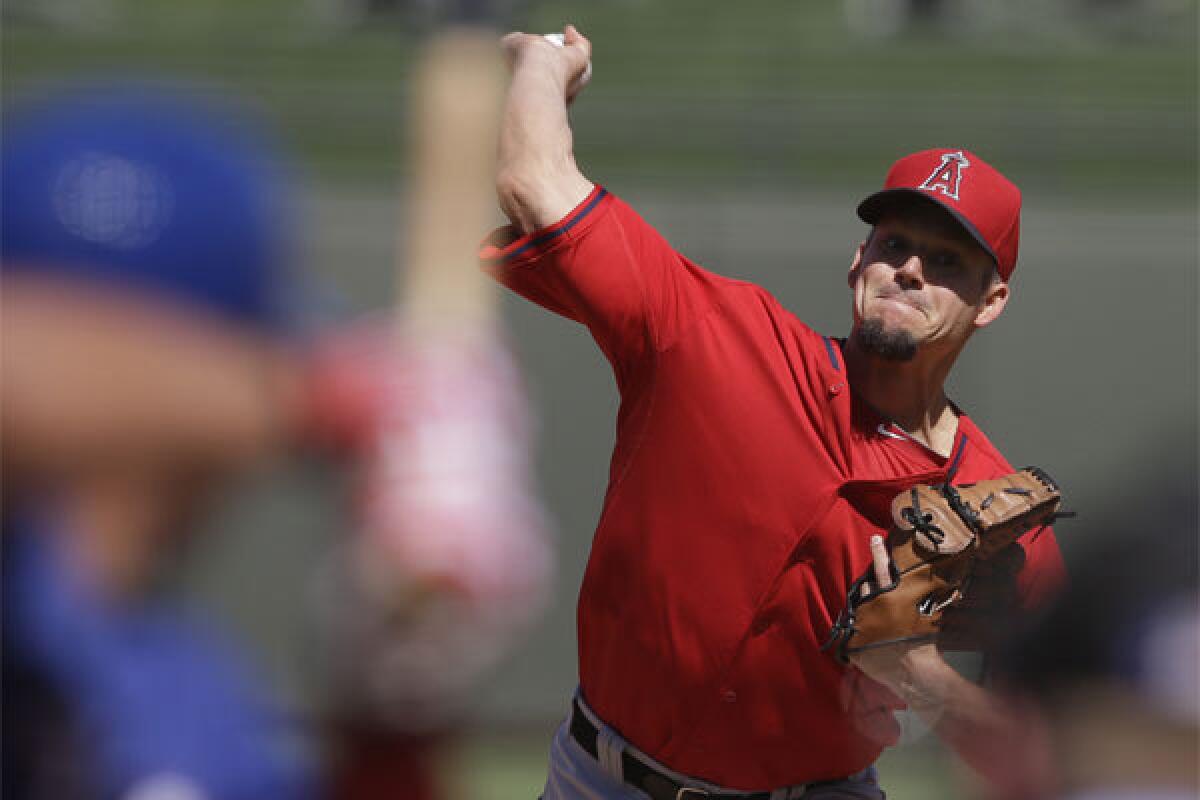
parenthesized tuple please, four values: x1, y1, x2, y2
(856, 188, 998, 270)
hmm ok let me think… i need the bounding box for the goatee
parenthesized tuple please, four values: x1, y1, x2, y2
(853, 318, 918, 362)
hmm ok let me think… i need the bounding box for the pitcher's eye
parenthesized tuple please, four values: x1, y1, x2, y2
(930, 251, 961, 269)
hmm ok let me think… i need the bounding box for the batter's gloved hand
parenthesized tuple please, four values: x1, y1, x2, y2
(823, 467, 1071, 663)
(308, 322, 554, 730)
(302, 315, 552, 602)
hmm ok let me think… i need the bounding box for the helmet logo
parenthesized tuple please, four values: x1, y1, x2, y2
(918, 151, 970, 201)
(53, 152, 174, 250)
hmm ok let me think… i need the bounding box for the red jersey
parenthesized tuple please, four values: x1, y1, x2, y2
(481, 187, 1066, 790)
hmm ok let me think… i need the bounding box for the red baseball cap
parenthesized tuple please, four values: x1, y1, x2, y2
(857, 148, 1022, 280)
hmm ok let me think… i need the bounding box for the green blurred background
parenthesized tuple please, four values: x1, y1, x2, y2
(5, 1, 1195, 797)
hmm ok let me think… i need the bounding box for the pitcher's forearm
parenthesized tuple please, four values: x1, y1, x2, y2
(881, 648, 1031, 790)
(497, 38, 593, 232)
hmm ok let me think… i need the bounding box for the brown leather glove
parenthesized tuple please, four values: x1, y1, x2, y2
(824, 467, 1067, 663)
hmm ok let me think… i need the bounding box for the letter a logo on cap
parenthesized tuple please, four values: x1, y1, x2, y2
(919, 150, 970, 200)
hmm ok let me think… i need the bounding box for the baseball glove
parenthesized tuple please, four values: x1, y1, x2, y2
(823, 467, 1069, 663)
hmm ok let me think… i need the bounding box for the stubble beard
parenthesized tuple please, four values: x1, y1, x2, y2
(853, 317, 919, 362)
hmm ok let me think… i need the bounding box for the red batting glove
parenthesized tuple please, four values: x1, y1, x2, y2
(303, 316, 552, 603)
(351, 325, 551, 608)
(307, 320, 554, 727)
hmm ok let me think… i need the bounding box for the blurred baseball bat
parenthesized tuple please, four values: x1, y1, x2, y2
(399, 26, 506, 334)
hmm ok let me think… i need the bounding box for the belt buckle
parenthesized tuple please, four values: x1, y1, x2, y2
(676, 790, 711, 799)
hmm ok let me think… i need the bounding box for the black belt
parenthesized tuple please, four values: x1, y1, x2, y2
(568, 698, 775, 800)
